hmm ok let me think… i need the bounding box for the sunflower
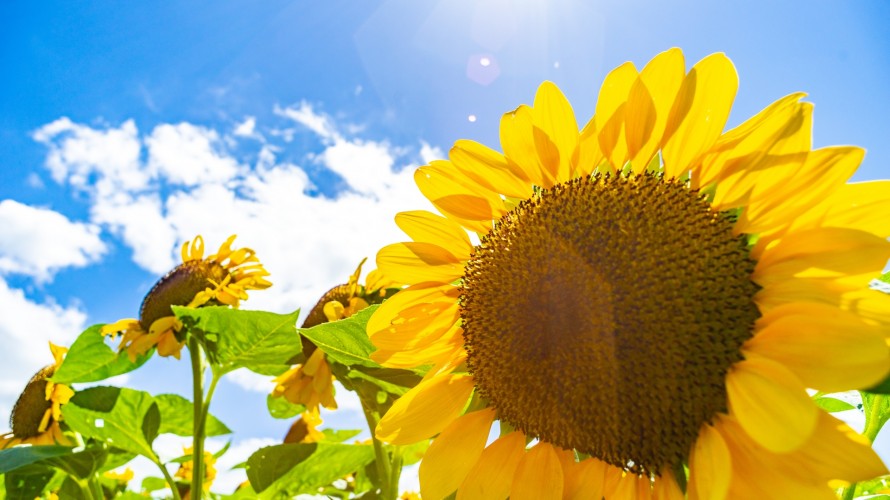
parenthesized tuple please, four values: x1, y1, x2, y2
(272, 258, 393, 413)
(1, 342, 75, 448)
(102, 235, 272, 362)
(175, 446, 217, 498)
(367, 48, 890, 499)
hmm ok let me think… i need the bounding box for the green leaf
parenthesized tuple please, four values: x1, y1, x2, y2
(44, 447, 109, 479)
(246, 443, 375, 498)
(878, 271, 890, 285)
(813, 396, 856, 413)
(266, 393, 305, 420)
(173, 306, 302, 374)
(298, 307, 380, 369)
(0, 447, 73, 474)
(51, 325, 151, 384)
(141, 476, 168, 492)
(347, 366, 423, 397)
(155, 394, 232, 436)
(320, 429, 362, 443)
(63, 386, 160, 461)
(4, 467, 55, 500)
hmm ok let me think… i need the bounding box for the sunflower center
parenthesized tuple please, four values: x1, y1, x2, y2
(140, 260, 229, 330)
(10, 365, 55, 439)
(460, 172, 760, 474)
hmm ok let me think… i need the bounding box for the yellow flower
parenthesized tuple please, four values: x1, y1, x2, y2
(283, 411, 326, 444)
(175, 446, 217, 491)
(1, 343, 75, 448)
(271, 258, 393, 413)
(368, 48, 890, 499)
(102, 235, 271, 361)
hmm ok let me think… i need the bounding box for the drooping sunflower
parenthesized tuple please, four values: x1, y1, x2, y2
(272, 259, 393, 413)
(367, 48, 890, 499)
(103, 235, 272, 361)
(2, 342, 75, 448)
(175, 445, 217, 498)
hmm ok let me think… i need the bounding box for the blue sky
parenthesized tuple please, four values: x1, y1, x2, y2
(1, 0, 889, 493)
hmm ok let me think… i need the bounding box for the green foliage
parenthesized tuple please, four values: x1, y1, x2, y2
(266, 393, 305, 420)
(4, 467, 55, 500)
(300, 306, 425, 415)
(155, 394, 231, 437)
(173, 306, 303, 375)
(51, 325, 151, 384)
(63, 387, 161, 461)
(0, 447, 73, 474)
(140, 476, 168, 493)
(246, 442, 375, 499)
(321, 429, 363, 443)
(813, 396, 856, 413)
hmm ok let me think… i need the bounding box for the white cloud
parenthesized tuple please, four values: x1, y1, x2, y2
(0, 200, 107, 282)
(319, 139, 398, 196)
(32, 117, 146, 192)
(227, 368, 273, 393)
(274, 102, 341, 142)
(419, 141, 445, 164)
(0, 277, 86, 399)
(146, 123, 243, 186)
(90, 192, 177, 274)
(233, 116, 259, 139)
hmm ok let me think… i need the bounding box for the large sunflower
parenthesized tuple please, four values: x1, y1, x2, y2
(2, 343, 75, 448)
(103, 235, 271, 361)
(367, 48, 890, 499)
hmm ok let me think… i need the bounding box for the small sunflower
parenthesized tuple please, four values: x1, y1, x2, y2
(284, 411, 326, 444)
(175, 446, 217, 497)
(102, 235, 271, 361)
(368, 48, 890, 499)
(2, 342, 75, 448)
(272, 259, 393, 413)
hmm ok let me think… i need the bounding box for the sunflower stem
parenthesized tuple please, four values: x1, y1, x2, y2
(189, 336, 206, 499)
(388, 445, 403, 498)
(156, 458, 183, 500)
(841, 394, 888, 500)
(362, 406, 393, 499)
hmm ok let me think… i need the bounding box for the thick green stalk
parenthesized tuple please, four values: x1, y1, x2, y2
(362, 406, 394, 499)
(189, 337, 206, 499)
(155, 458, 183, 500)
(841, 394, 887, 500)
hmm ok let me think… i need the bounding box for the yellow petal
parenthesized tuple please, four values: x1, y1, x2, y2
(510, 442, 564, 500)
(367, 282, 459, 338)
(376, 373, 474, 445)
(689, 423, 730, 500)
(371, 300, 459, 351)
(562, 456, 607, 500)
(450, 140, 532, 199)
(662, 53, 738, 179)
(419, 408, 496, 500)
(789, 180, 890, 239)
(414, 163, 505, 233)
(794, 411, 889, 483)
(739, 146, 863, 237)
(371, 324, 464, 369)
(611, 473, 652, 500)
(753, 228, 890, 287)
(376, 242, 464, 285)
(500, 105, 547, 186)
(652, 468, 684, 500)
(572, 115, 604, 176)
(457, 431, 526, 500)
(532, 81, 578, 183)
(626, 48, 685, 172)
(745, 303, 890, 392)
(726, 356, 817, 452)
(395, 210, 473, 261)
(595, 62, 638, 170)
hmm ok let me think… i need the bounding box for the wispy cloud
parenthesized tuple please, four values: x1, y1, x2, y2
(0, 200, 106, 282)
(29, 103, 436, 318)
